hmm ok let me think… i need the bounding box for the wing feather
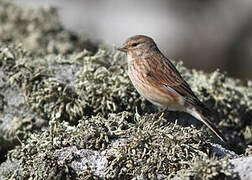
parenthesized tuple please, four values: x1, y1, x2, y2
(141, 54, 226, 142)
(144, 54, 199, 105)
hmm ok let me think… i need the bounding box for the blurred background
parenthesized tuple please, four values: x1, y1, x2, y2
(13, 0, 252, 79)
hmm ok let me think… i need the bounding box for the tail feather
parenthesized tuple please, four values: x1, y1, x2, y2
(186, 104, 227, 142)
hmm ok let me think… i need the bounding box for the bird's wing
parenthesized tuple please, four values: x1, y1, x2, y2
(144, 56, 226, 142)
(145, 55, 199, 105)
(143, 55, 226, 142)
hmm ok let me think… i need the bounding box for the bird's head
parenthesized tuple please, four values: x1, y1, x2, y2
(117, 35, 158, 59)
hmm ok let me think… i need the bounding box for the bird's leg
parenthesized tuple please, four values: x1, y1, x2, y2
(148, 108, 167, 121)
(155, 108, 167, 118)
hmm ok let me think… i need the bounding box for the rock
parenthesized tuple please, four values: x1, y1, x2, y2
(230, 156, 252, 180)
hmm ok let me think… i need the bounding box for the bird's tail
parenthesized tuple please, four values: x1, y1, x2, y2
(186, 102, 227, 142)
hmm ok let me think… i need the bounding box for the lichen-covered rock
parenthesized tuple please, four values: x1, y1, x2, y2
(74, 49, 151, 116)
(171, 156, 237, 180)
(0, 45, 48, 161)
(0, 159, 20, 179)
(5, 116, 108, 179)
(0, 44, 150, 122)
(174, 61, 252, 154)
(3, 113, 131, 179)
(2, 113, 211, 179)
(0, 0, 96, 55)
(0, 0, 252, 179)
(104, 116, 212, 179)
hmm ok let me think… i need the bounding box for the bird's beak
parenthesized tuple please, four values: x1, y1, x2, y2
(117, 45, 128, 52)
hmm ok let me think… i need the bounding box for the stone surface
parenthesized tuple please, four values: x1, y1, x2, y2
(230, 156, 252, 180)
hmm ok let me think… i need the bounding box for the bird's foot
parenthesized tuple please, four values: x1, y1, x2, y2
(148, 109, 167, 122)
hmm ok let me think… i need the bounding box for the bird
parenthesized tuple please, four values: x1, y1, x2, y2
(117, 35, 226, 142)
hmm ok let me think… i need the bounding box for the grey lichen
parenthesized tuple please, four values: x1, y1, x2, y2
(0, 0, 251, 179)
(0, 0, 96, 55)
(74, 49, 150, 116)
(0, 44, 150, 123)
(104, 115, 212, 179)
(6, 113, 129, 179)
(176, 61, 252, 148)
(5, 113, 212, 179)
(171, 156, 236, 180)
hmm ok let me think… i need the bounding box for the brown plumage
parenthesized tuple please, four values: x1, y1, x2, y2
(118, 35, 226, 142)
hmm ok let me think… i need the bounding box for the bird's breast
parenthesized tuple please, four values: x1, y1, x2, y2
(128, 60, 185, 111)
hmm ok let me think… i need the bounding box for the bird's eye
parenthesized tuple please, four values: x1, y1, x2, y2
(131, 43, 139, 47)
